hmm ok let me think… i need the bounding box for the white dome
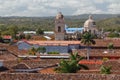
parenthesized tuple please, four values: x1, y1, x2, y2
(84, 15, 96, 28)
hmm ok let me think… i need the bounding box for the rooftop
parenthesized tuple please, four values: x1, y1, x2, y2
(81, 39, 120, 47)
(2, 35, 12, 39)
(65, 27, 84, 33)
(78, 49, 120, 58)
(26, 41, 80, 46)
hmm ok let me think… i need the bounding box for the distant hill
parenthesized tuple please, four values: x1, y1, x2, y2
(97, 17, 120, 31)
(65, 14, 119, 20)
(0, 14, 119, 20)
(0, 14, 120, 31)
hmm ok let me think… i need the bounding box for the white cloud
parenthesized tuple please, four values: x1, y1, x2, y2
(108, 3, 120, 14)
(0, 0, 119, 16)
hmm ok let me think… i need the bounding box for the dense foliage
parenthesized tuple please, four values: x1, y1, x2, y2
(97, 17, 120, 32)
(0, 17, 84, 32)
(0, 15, 120, 37)
(29, 47, 46, 55)
(100, 65, 112, 74)
(107, 43, 114, 50)
(37, 47, 46, 54)
(29, 47, 37, 55)
(47, 51, 59, 54)
(55, 52, 88, 73)
(107, 32, 120, 38)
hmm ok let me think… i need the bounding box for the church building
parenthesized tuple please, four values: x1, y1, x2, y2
(54, 12, 98, 40)
(84, 15, 98, 34)
(54, 12, 65, 40)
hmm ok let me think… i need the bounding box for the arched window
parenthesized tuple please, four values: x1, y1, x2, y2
(58, 26, 61, 32)
(93, 22, 96, 25)
(89, 30, 91, 33)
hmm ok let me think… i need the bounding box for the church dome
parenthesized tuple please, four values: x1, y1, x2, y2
(84, 15, 96, 28)
(56, 12, 64, 19)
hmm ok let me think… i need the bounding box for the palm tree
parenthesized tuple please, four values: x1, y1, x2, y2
(37, 47, 46, 54)
(81, 32, 96, 60)
(107, 43, 114, 52)
(100, 65, 111, 74)
(55, 52, 88, 73)
(29, 47, 37, 55)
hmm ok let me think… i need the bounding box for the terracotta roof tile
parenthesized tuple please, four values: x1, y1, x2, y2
(81, 39, 120, 47)
(27, 41, 80, 46)
(2, 35, 12, 39)
(78, 49, 120, 57)
(102, 60, 120, 71)
(12, 63, 31, 69)
(79, 60, 103, 65)
(4, 59, 61, 69)
(39, 67, 56, 74)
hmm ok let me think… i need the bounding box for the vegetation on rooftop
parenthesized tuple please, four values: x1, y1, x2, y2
(29, 47, 37, 55)
(100, 65, 112, 74)
(107, 43, 114, 50)
(102, 58, 109, 62)
(55, 52, 88, 73)
(47, 51, 59, 54)
(37, 47, 46, 54)
(28, 47, 46, 55)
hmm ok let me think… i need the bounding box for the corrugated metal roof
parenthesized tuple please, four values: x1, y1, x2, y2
(65, 27, 84, 33)
(65, 27, 84, 30)
(23, 31, 36, 34)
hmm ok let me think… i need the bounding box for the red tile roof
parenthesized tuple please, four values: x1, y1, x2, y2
(12, 63, 31, 69)
(27, 41, 80, 46)
(78, 49, 120, 58)
(81, 39, 120, 47)
(102, 60, 120, 71)
(39, 67, 56, 74)
(2, 35, 12, 39)
(79, 60, 103, 65)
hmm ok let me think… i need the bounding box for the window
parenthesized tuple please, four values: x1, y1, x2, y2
(58, 26, 61, 32)
(93, 22, 96, 25)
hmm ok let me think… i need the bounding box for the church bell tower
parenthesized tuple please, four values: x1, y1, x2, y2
(54, 12, 65, 40)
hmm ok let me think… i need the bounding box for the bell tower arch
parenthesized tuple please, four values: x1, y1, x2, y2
(55, 12, 65, 40)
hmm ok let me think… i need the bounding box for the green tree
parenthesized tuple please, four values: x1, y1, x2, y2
(107, 43, 114, 53)
(37, 47, 46, 54)
(55, 52, 88, 73)
(8, 26, 18, 39)
(18, 33, 25, 40)
(36, 28, 44, 35)
(81, 32, 96, 60)
(1, 30, 11, 35)
(107, 32, 119, 38)
(29, 47, 37, 55)
(47, 51, 59, 54)
(100, 65, 111, 74)
(108, 43, 114, 50)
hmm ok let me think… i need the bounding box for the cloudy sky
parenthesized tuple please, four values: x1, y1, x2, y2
(0, 0, 120, 17)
